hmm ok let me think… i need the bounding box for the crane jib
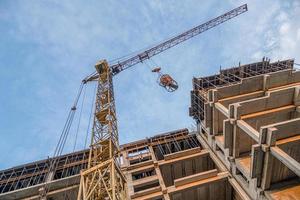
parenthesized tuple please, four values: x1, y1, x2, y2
(109, 4, 247, 76)
(83, 4, 247, 82)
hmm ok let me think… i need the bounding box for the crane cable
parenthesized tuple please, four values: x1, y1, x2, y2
(143, 60, 154, 72)
(84, 83, 97, 149)
(149, 57, 159, 68)
(73, 85, 87, 149)
(42, 82, 85, 197)
(62, 84, 87, 199)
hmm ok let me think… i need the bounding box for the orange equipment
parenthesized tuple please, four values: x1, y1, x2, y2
(152, 67, 178, 92)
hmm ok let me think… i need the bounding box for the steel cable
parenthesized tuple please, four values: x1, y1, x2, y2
(62, 84, 87, 199)
(42, 82, 85, 197)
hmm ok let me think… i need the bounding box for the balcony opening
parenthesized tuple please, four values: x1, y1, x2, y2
(133, 180, 160, 193)
(132, 168, 156, 181)
(153, 135, 200, 160)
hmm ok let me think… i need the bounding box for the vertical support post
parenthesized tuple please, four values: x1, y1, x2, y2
(260, 127, 277, 191)
(233, 125, 240, 158)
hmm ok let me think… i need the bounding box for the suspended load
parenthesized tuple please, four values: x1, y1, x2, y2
(152, 67, 178, 92)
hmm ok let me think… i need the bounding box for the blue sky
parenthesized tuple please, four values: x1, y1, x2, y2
(0, 0, 300, 169)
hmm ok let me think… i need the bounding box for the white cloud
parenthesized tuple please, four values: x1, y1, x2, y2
(276, 12, 288, 22)
(279, 23, 290, 35)
(297, 28, 300, 41)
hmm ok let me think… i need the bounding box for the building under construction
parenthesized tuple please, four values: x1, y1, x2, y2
(1, 58, 300, 200)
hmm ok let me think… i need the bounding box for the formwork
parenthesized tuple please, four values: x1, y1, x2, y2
(120, 128, 249, 200)
(1, 58, 299, 200)
(190, 58, 300, 199)
(0, 129, 250, 200)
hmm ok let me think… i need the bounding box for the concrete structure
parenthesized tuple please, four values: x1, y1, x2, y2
(190, 58, 300, 199)
(120, 129, 249, 200)
(0, 129, 250, 200)
(1, 58, 299, 200)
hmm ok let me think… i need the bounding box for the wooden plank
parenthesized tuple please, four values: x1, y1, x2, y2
(174, 169, 218, 187)
(158, 150, 209, 166)
(126, 160, 154, 171)
(164, 147, 201, 161)
(128, 165, 155, 174)
(219, 90, 263, 103)
(235, 155, 251, 178)
(269, 82, 300, 91)
(168, 172, 229, 194)
(133, 192, 163, 200)
(275, 135, 300, 146)
(264, 179, 300, 200)
(215, 135, 225, 149)
(131, 186, 162, 199)
(240, 105, 295, 120)
(270, 146, 300, 177)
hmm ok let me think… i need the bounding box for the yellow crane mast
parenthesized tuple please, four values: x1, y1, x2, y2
(78, 61, 126, 199)
(77, 4, 247, 200)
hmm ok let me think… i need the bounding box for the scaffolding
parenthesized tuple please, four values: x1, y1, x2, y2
(190, 58, 294, 122)
(0, 150, 88, 195)
(190, 58, 300, 199)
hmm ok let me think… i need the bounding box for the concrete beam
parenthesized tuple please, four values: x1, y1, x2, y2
(158, 150, 209, 166)
(270, 146, 300, 177)
(167, 172, 229, 194)
(174, 169, 218, 187)
(236, 87, 295, 117)
(216, 68, 300, 100)
(228, 177, 252, 200)
(260, 118, 300, 142)
(164, 147, 201, 161)
(130, 186, 162, 199)
(215, 102, 229, 117)
(237, 120, 259, 142)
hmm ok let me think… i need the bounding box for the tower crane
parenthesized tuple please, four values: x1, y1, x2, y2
(77, 4, 247, 200)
